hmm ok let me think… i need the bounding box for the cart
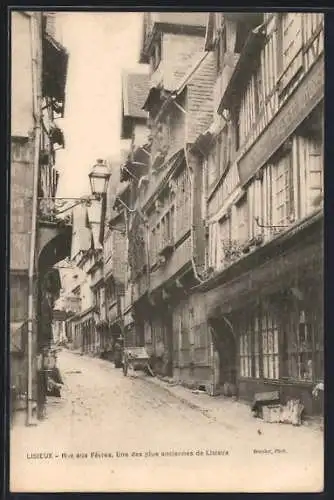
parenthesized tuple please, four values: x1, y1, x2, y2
(122, 346, 153, 377)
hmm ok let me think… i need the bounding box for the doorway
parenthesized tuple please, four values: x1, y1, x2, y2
(209, 316, 237, 389)
(163, 308, 173, 377)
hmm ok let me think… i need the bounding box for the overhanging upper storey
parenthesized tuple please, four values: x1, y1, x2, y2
(42, 13, 69, 117)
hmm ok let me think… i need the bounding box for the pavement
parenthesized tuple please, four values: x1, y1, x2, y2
(10, 349, 324, 493)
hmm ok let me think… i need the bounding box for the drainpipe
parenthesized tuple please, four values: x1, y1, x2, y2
(184, 146, 206, 285)
(26, 12, 42, 426)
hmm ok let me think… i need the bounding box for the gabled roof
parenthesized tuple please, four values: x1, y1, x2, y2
(122, 72, 149, 119)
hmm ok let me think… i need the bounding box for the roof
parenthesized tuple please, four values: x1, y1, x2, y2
(151, 12, 208, 28)
(122, 72, 149, 119)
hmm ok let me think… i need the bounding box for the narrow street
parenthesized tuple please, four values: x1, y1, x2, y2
(11, 350, 323, 493)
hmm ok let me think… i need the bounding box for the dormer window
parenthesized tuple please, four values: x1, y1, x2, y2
(151, 34, 162, 71)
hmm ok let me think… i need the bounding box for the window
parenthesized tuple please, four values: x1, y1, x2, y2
(240, 327, 252, 377)
(280, 13, 302, 71)
(306, 132, 323, 212)
(277, 13, 303, 91)
(207, 145, 218, 187)
(235, 115, 240, 152)
(273, 150, 294, 226)
(94, 290, 100, 311)
(238, 306, 279, 380)
(217, 126, 230, 176)
(261, 312, 279, 380)
(175, 167, 190, 241)
(219, 215, 231, 264)
(253, 316, 261, 378)
(209, 222, 218, 269)
(151, 227, 156, 264)
(298, 108, 324, 213)
(253, 66, 264, 118)
(161, 206, 175, 248)
(156, 223, 161, 252)
(285, 300, 323, 382)
(151, 34, 162, 71)
(236, 195, 249, 244)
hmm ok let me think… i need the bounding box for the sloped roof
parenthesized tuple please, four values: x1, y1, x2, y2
(122, 72, 149, 119)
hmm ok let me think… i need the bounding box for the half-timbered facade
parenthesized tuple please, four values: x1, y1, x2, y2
(195, 12, 324, 414)
(127, 13, 218, 379)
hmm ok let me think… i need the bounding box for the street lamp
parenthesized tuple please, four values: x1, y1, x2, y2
(38, 158, 112, 219)
(88, 159, 111, 199)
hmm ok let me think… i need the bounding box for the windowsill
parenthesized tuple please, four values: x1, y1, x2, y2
(205, 207, 323, 288)
(239, 376, 315, 387)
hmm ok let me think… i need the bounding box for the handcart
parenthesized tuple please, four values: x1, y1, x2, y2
(122, 346, 154, 377)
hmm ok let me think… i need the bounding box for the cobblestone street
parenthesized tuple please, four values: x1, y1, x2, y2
(10, 350, 324, 493)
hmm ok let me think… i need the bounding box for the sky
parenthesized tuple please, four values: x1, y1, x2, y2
(55, 12, 148, 198)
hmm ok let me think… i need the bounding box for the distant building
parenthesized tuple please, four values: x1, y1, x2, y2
(67, 202, 104, 354)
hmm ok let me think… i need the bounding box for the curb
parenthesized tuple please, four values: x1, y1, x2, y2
(137, 374, 214, 419)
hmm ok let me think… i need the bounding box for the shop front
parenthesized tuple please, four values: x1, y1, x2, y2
(205, 211, 323, 415)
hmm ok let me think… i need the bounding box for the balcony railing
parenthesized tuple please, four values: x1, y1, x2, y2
(38, 198, 72, 225)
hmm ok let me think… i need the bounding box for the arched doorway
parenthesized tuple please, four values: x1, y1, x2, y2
(37, 225, 72, 349)
(35, 223, 72, 418)
(208, 311, 237, 395)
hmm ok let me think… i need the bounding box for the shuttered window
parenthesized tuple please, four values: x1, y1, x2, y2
(277, 13, 303, 92)
(281, 13, 302, 70)
(273, 151, 294, 227)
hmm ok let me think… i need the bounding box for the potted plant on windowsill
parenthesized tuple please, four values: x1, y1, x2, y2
(253, 234, 264, 246)
(248, 234, 264, 249)
(242, 242, 251, 254)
